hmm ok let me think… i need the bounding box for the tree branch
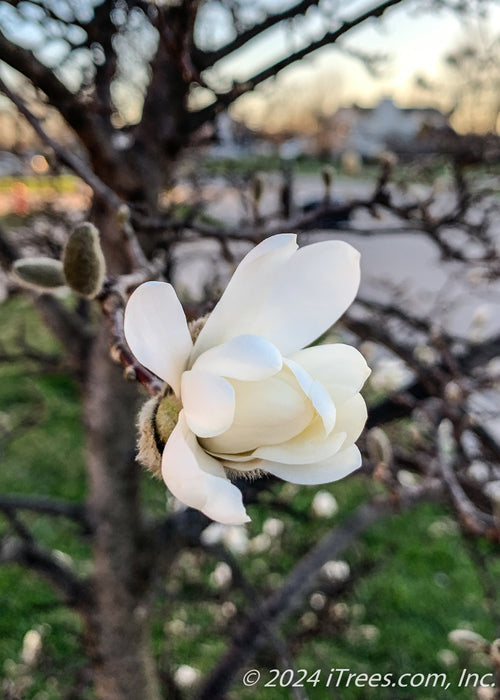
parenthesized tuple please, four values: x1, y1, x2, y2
(195, 480, 443, 700)
(191, 0, 405, 127)
(0, 76, 123, 209)
(0, 494, 90, 531)
(0, 535, 91, 609)
(194, 0, 321, 69)
(0, 27, 116, 168)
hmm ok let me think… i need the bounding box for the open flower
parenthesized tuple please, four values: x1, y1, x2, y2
(124, 234, 370, 524)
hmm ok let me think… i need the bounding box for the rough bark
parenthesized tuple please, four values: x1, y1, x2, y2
(83, 321, 161, 700)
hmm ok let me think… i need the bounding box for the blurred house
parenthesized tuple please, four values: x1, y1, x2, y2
(210, 112, 267, 158)
(320, 97, 453, 159)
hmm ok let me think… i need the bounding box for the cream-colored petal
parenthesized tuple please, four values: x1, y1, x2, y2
(259, 444, 362, 485)
(251, 240, 361, 355)
(191, 234, 298, 362)
(161, 412, 250, 524)
(289, 344, 371, 404)
(181, 370, 235, 438)
(124, 281, 192, 396)
(284, 358, 336, 435)
(200, 366, 314, 455)
(193, 334, 282, 381)
(220, 393, 367, 469)
(252, 417, 346, 464)
(334, 393, 368, 447)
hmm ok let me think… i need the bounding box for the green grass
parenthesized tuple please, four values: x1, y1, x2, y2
(0, 295, 499, 699)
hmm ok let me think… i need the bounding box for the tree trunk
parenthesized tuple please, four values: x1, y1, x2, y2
(83, 320, 161, 700)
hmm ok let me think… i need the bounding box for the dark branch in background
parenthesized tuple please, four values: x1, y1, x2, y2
(191, 0, 405, 127)
(0, 28, 115, 164)
(84, 0, 119, 118)
(0, 494, 90, 531)
(98, 283, 163, 396)
(437, 420, 499, 540)
(195, 480, 443, 700)
(0, 222, 91, 372)
(194, 0, 322, 69)
(0, 535, 91, 608)
(201, 540, 309, 700)
(0, 76, 123, 209)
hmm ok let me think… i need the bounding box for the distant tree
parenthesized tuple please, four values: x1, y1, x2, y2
(414, 22, 500, 134)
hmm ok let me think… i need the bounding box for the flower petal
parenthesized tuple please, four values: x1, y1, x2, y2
(191, 234, 298, 362)
(124, 281, 192, 396)
(259, 444, 362, 485)
(181, 370, 235, 438)
(289, 344, 371, 404)
(284, 358, 336, 435)
(161, 411, 250, 524)
(252, 240, 361, 355)
(200, 366, 314, 455)
(334, 393, 368, 447)
(193, 334, 282, 381)
(252, 417, 346, 464)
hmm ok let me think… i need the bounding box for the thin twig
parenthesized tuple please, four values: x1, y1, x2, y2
(0, 76, 123, 210)
(195, 481, 443, 700)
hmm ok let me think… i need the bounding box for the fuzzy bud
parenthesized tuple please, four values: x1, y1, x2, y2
(444, 381, 463, 404)
(136, 391, 181, 478)
(448, 629, 488, 652)
(117, 204, 131, 226)
(366, 427, 393, 468)
(438, 419, 455, 457)
(321, 165, 334, 190)
(377, 150, 398, 168)
(489, 639, 500, 667)
(62, 223, 106, 298)
(12, 257, 65, 290)
(483, 481, 500, 523)
(252, 173, 264, 204)
(188, 314, 209, 344)
(21, 629, 43, 667)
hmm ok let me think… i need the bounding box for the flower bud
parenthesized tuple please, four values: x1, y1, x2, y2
(489, 639, 500, 667)
(117, 204, 131, 226)
(444, 381, 463, 403)
(321, 165, 334, 190)
(366, 427, 393, 468)
(136, 391, 181, 478)
(12, 257, 65, 290)
(188, 314, 209, 344)
(438, 419, 455, 456)
(341, 150, 361, 175)
(484, 481, 500, 523)
(21, 629, 43, 667)
(377, 150, 398, 168)
(251, 172, 264, 204)
(62, 223, 106, 298)
(448, 629, 488, 651)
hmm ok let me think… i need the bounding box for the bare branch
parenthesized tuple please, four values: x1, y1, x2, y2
(196, 480, 443, 700)
(0, 27, 113, 159)
(0, 535, 91, 609)
(0, 494, 90, 530)
(194, 0, 321, 69)
(0, 76, 123, 209)
(98, 284, 163, 396)
(191, 0, 405, 127)
(437, 420, 499, 539)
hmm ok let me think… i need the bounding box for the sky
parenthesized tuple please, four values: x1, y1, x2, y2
(200, 0, 500, 132)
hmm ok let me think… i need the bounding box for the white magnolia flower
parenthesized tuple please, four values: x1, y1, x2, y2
(124, 234, 370, 525)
